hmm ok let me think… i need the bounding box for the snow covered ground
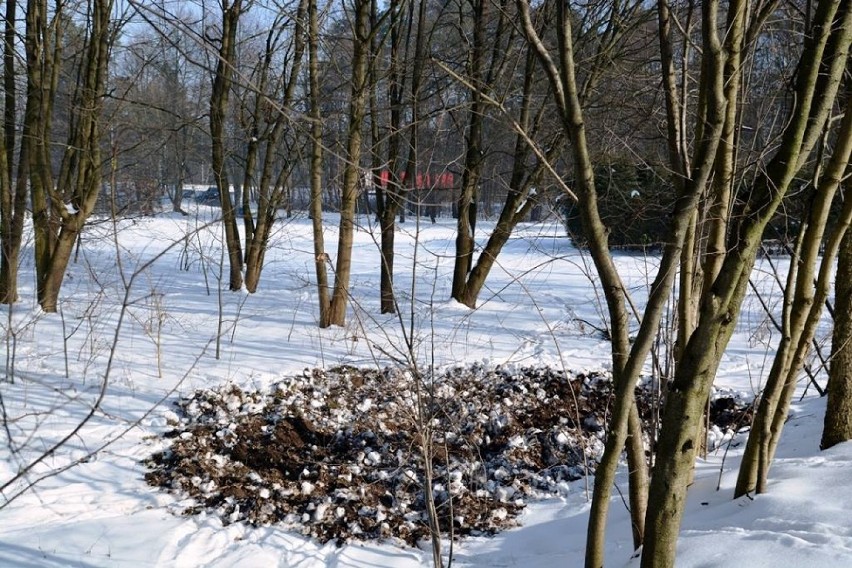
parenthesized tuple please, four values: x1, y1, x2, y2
(0, 207, 849, 566)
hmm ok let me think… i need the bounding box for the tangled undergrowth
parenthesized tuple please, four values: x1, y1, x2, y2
(144, 365, 753, 546)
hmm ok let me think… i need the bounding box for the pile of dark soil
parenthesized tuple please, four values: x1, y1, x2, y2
(144, 365, 752, 546)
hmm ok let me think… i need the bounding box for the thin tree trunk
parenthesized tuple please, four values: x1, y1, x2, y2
(242, 2, 307, 293)
(377, 0, 404, 314)
(762, 126, 852, 491)
(704, 0, 745, 290)
(454, 42, 552, 309)
(308, 0, 331, 327)
(587, 0, 728, 563)
(379, 0, 427, 314)
(822, 230, 852, 449)
(26, 0, 57, 307)
(625, 404, 648, 547)
(452, 0, 489, 301)
(516, 3, 726, 564)
(640, 322, 734, 567)
(0, 0, 18, 303)
(0, 132, 14, 305)
(327, 0, 372, 326)
(210, 0, 244, 292)
(2, 0, 13, 185)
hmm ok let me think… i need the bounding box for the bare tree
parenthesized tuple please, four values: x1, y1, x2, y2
(209, 0, 244, 291)
(645, 2, 852, 565)
(822, 229, 852, 449)
(0, 0, 20, 303)
(375, 0, 428, 314)
(109, 8, 208, 218)
(323, 0, 372, 327)
(27, 0, 123, 312)
(449, 6, 558, 309)
(451, 0, 497, 302)
(515, 3, 701, 563)
(736, 85, 852, 496)
(308, 0, 332, 327)
(373, 0, 404, 314)
(237, 0, 309, 293)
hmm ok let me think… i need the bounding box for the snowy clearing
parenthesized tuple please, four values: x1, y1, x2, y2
(0, 209, 849, 567)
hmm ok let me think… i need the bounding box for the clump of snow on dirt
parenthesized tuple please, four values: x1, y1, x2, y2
(145, 364, 753, 546)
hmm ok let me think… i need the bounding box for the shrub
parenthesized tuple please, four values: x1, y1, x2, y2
(562, 162, 675, 250)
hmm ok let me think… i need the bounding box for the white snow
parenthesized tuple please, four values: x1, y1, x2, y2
(0, 210, 849, 566)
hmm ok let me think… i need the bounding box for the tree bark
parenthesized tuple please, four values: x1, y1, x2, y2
(645, 2, 852, 563)
(241, 1, 307, 293)
(640, 317, 735, 567)
(209, 0, 244, 292)
(0, 0, 19, 304)
(823, 230, 852, 449)
(734, 0, 852, 498)
(33, 0, 114, 312)
(452, 0, 491, 301)
(327, 0, 372, 326)
(308, 0, 331, 327)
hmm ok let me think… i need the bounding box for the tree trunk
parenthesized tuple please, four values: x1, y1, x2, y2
(0, 131, 15, 304)
(645, 2, 852, 563)
(823, 230, 852, 449)
(39, 228, 79, 313)
(515, 3, 725, 564)
(2, 0, 13, 186)
(640, 321, 733, 567)
(25, 0, 56, 308)
(588, 0, 729, 563)
(625, 403, 648, 547)
(327, 0, 371, 327)
(33, 0, 114, 312)
(376, 0, 400, 315)
(451, 0, 489, 302)
(241, 3, 307, 294)
(368, 0, 395, 314)
(454, 42, 552, 309)
(308, 0, 331, 327)
(761, 145, 852, 485)
(209, 0, 244, 292)
(379, 214, 397, 312)
(377, 0, 428, 315)
(0, 0, 19, 304)
(734, 0, 852, 498)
